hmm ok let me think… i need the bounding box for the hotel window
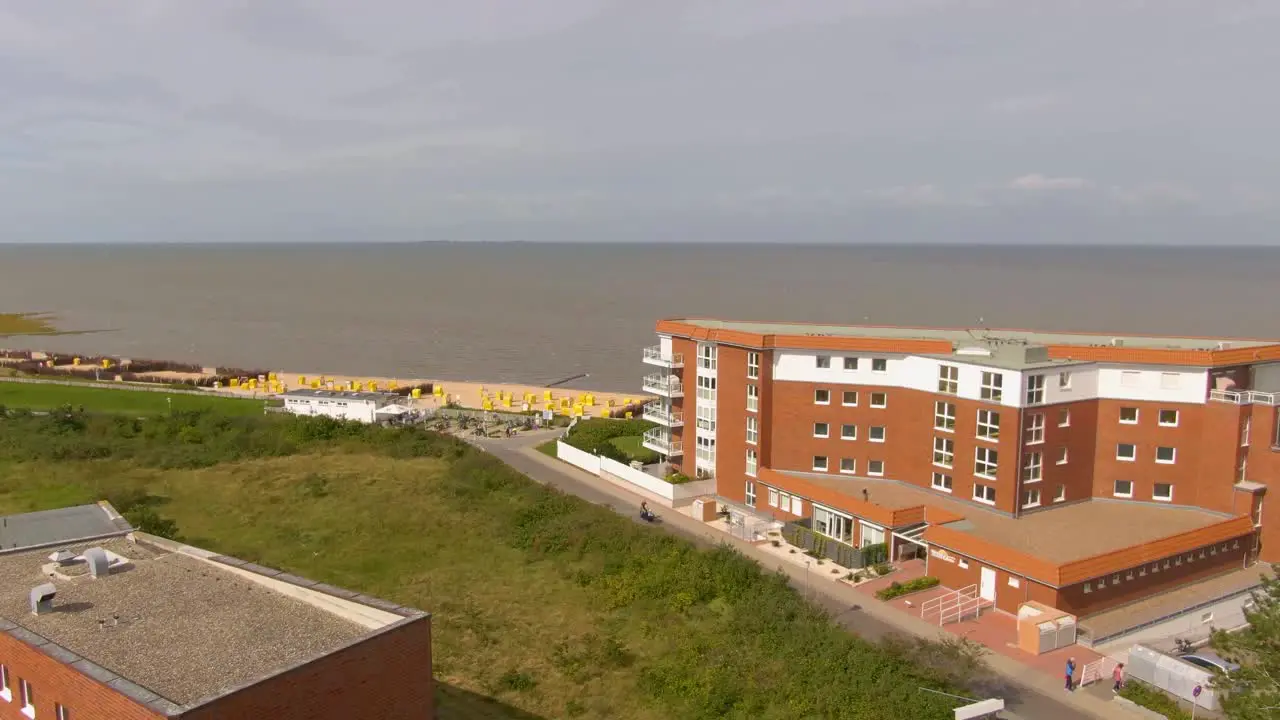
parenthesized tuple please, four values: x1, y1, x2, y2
(813, 505, 854, 544)
(1242, 417, 1252, 446)
(1024, 413, 1045, 444)
(1083, 582, 1092, 594)
(813, 455, 829, 472)
(746, 416, 758, 444)
(840, 457, 857, 474)
(747, 351, 760, 379)
(1022, 452, 1042, 482)
(746, 384, 759, 412)
(1116, 443, 1136, 461)
(1114, 479, 1134, 498)
(1021, 488, 1041, 508)
(1153, 483, 1173, 502)
(816, 355, 831, 369)
(744, 480, 756, 506)
(1, 663, 9, 700)
(791, 494, 803, 515)
(935, 401, 956, 431)
(768, 488, 779, 507)
(938, 364, 959, 394)
(934, 437, 955, 468)
(842, 390, 858, 406)
(1238, 456, 1248, 482)
(868, 460, 885, 476)
(870, 392, 887, 408)
(844, 357, 858, 371)
(746, 449, 758, 477)
(20, 679, 33, 715)
(869, 426, 886, 443)
(976, 409, 1000, 441)
(813, 422, 830, 438)
(1025, 374, 1045, 405)
(696, 375, 716, 402)
(872, 358, 888, 373)
(1155, 446, 1176, 464)
(1056, 446, 1068, 465)
(1053, 484, 1066, 502)
(841, 424, 857, 440)
(1058, 372, 1072, 389)
(696, 404, 716, 432)
(695, 436, 715, 464)
(980, 372, 1003, 402)
(931, 472, 953, 492)
(814, 389, 830, 405)
(1058, 408, 1070, 427)
(1119, 407, 1138, 424)
(1158, 408, 1178, 427)
(972, 482, 996, 505)
(699, 343, 717, 370)
(1160, 372, 1180, 390)
(974, 447, 999, 479)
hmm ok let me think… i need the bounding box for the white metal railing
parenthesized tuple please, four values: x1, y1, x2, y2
(642, 428, 683, 455)
(1210, 389, 1280, 406)
(921, 584, 975, 624)
(1079, 657, 1118, 687)
(941, 595, 988, 626)
(642, 373, 684, 396)
(642, 346, 684, 366)
(642, 402, 683, 426)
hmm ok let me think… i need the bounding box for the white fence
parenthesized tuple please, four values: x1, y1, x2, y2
(555, 441, 601, 475)
(555, 442, 714, 505)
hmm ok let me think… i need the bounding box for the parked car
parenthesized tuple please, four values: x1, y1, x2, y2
(1179, 651, 1240, 675)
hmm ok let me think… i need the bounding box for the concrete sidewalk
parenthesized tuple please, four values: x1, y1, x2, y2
(480, 434, 1128, 720)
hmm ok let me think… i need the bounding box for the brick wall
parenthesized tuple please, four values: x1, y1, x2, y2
(0, 631, 165, 720)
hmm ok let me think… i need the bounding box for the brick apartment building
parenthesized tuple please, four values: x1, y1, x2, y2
(0, 503, 432, 720)
(642, 318, 1275, 639)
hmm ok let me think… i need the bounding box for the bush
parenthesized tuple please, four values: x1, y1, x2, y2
(860, 541, 888, 567)
(1119, 680, 1193, 720)
(876, 576, 941, 600)
(562, 417, 657, 456)
(665, 472, 692, 485)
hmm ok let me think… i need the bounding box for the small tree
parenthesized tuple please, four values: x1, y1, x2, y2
(1211, 574, 1280, 719)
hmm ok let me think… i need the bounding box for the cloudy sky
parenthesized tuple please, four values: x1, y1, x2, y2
(2, 0, 1278, 244)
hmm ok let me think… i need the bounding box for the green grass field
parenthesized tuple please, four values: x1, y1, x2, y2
(608, 434, 659, 464)
(0, 381, 264, 415)
(0, 312, 61, 335)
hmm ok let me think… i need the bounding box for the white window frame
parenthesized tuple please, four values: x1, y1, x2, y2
(972, 482, 996, 505)
(1113, 479, 1134, 498)
(871, 358, 888, 373)
(1058, 408, 1070, 427)
(57, 704, 69, 720)
(1158, 408, 1178, 427)
(1155, 446, 1176, 464)
(977, 409, 1000, 441)
(868, 459, 885, 476)
(813, 504, 855, 544)
(20, 679, 33, 718)
(843, 357, 858, 371)
(1153, 482, 1173, 502)
(746, 384, 759, 412)
(931, 472, 953, 493)
(938, 364, 959, 394)
(1119, 407, 1139, 424)
(841, 390, 858, 407)
(840, 457, 857, 474)
(1021, 487, 1041, 509)
(747, 352, 760, 379)
(0, 663, 10, 703)
(934, 401, 956, 432)
(974, 447, 999, 480)
(698, 343, 717, 371)
(1022, 451, 1042, 483)
(813, 455, 829, 472)
(980, 372, 1003, 402)
(869, 392, 887, 408)
(840, 423, 857, 440)
(696, 375, 717, 402)
(746, 416, 758, 444)
(1025, 374, 1045, 405)
(814, 389, 830, 405)
(1056, 446, 1068, 465)
(813, 422, 830, 439)
(1058, 372, 1072, 390)
(791, 494, 803, 516)
(1053, 484, 1066, 502)
(768, 487, 779, 507)
(746, 449, 758, 477)
(1116, 443, 1136, 462)
(1024, 413, 1045, 445)
(744, 479, 756, 505)
(933, 436, 954, 468)
(1242, 417, 1251, 446)
(816, 355, 831, 369)
(869, 425, 886, 443)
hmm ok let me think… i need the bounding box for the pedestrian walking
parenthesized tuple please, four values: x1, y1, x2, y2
(1065, 657, 1076, 692)
(1112, 663, 1125, 693)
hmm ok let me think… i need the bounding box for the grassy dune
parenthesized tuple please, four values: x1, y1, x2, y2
(0, 381, 264, 415)
(0, 312, 62, 335)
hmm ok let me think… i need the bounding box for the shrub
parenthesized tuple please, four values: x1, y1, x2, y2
(664, 472, 692, 484)
(873, 562, 892, 576)
(1119, 680, 1192, 720)
(876, 576, 941, 600)
(860, 541, 888, 567)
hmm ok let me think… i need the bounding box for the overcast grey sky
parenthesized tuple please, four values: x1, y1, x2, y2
(2, 1, 1278, 244)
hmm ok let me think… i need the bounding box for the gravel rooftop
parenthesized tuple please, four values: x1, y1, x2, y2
(0, 537, 370, 705)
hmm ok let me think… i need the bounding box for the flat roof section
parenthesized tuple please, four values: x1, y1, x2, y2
(666, 318, 1279, 352)
(283, 389, 400, 402)
(0, 537, 375, 707)
(0, 504, 130, 551)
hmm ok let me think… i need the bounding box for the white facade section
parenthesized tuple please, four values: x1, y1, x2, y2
(694, 343, 718, 477)
(1093, 365, 1208, 405)
(659, 335, 673, 358)
(283, 393, 390, 423)
(773, 351, 1023, 408)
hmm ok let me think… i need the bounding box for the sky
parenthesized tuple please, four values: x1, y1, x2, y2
(2, 0, 1279, 244)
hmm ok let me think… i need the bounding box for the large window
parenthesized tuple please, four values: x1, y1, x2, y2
(977, 409, 1000, 441)
(872, 358, 888, 373)
(746, 449, 758, 477)
(1119, 407, 1139, 424)
(840, 457, 857, 474)
(869, 426, 886, 443)
(938, 365, 959, 394)
(813, 505, 854, 544)
(813, 455, 829, 471)
(745, 480, 756, 505)
(972, 483, 996, 505)
(814, 389, 830, 405)
(1024, 413, 1045, 444)
(1159, 409, 1179, 427)
(870, 392, 887, 408)
(1116, 443, 1136, 461)
(1153, 483, 1173, 502)
(746, 416, 758, 444)
(746, 384, 759, 411)
(841, 424, 857, 440)
(1021, 488, 1041, 508)
(696, 436, 715, 464)
(933, 437, 954, 468)
(1022, 452, 1042, 482)
(1156, 446, 1177, 464)
(868, 460, 885, 476)
(931, 472, 953, 492)
(696, 375, 716, 402)
(844, 357, 858, 371)
(842, 390, 858, 406)
(816, 355, 831, 369)
(1113, 479, 1134, 498)
(860, 523, 885, 547)
(934, 402, 956, 431)
(747, 352, 760, 379)
(696, 404, 716, 432)
(975, 447, 999, 479)
(699, 343, 717, 370)
(1025, 374, 1045, 405)
(980, 372, 1003, 402)
(813, 422, 830, 438)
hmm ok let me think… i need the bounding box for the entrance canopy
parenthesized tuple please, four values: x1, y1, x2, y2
(892, 522, 928, 547)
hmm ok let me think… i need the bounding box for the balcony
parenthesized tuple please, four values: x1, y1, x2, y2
(1210, 389, 1280, 406)
(642, 402, 684, 427)
(642, 373, 684, 398)
(642, 345, 684, 369)
(642, 428, 683, 456)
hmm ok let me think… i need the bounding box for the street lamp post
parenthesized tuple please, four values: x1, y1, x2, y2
(805, 561, 812, 601)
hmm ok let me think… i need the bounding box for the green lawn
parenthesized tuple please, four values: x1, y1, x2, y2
(0, 312, 61, 335)
(0, 381, 264, 416)
(608, 435, 659, 464)
(0, 412, 982, 719)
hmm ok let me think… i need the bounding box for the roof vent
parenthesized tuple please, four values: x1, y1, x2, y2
(30, 583, 57, 615)
(1110, 338, 1125, 347)
(83, 547, 110, 578)
(1218, 341, 1233, 350)
(48, 549, 77, 566)
(956, 346, 993, 357)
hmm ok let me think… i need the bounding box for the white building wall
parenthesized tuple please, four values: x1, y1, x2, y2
(1094, 366, 1208, 405)
(659, 335, 674, 359)
(284, 397, 379, 423)
(774, 351, 1021, 409)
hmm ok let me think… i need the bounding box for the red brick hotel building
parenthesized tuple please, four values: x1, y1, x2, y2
(642, 318, 1275, 639)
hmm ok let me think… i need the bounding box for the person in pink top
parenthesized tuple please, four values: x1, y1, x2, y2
(1112, 662, 1126, 693)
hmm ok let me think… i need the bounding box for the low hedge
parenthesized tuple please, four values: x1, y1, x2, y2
(876, 576, 941, 601)
(1119, 680, 1192, 720)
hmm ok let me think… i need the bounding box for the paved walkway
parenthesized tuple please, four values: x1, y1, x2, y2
(479, 432, 1132, 720)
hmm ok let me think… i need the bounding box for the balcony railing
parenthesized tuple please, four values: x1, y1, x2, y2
(642, 346, 684, 368)
(642, 428, 683, 456)
(642, 402, 683, 427)
(642, 373, 684, 397)
(1210, 389, 1280, 406)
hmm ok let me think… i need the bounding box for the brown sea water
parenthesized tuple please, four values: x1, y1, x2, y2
(1, 243, 1278, 392)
